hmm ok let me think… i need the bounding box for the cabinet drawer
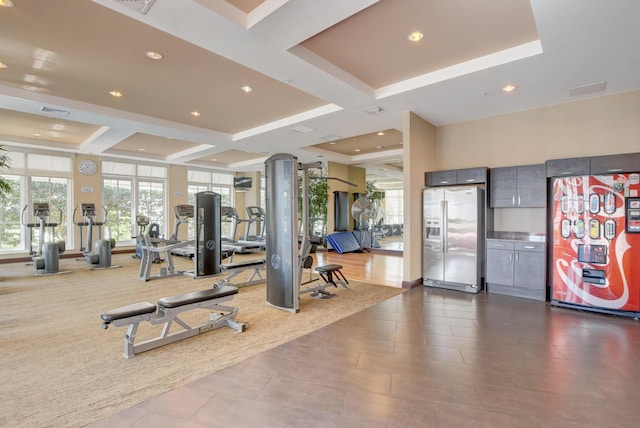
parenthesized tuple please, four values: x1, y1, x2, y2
(514, 242, 545, 252)
(457, 167, 487, 184)
(546, 157, 590, 177)
(486, 240, 514, 250)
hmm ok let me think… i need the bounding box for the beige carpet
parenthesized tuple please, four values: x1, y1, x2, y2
(0, 252, 403, 427)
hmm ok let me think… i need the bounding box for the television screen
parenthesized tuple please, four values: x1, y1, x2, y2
(234, 176, 252, 190)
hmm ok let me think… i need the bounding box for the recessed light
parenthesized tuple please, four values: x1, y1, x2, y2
(502, 84, 517, 93)
(191, 111, 201, 117)
(377, 131, 385, 136)
(354, 149, 361, 152)
(241, 85, 253, 93)
(145, 50, 164, 60)
(138, 148, 145, 151)
(0, 0, 15, 7)
(0, 62, 8, 69)
(109, 91, 123, 97)
(376, 145, 383, 149)
(210, 158, 217, 161)
(407, 31, 423, 42)
(329, 142, 336, 145)
(33, 133, 42, 137)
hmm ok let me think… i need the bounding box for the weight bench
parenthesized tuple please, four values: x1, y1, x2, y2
(218, 258, 265, 288)
(301, 263, 349, 299)
(100, 284, 247, 358)
(138, 235, 195, 281)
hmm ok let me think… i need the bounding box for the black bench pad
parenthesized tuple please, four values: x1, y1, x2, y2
(315, 264, 343, 273)
(157, 285, 238, 309)
(101, 302, 157, 323)
(222, 259, 265, 269)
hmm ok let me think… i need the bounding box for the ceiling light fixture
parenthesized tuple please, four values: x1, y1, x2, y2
(354, 149, 361, 152)
(138, 148, 145, 151)
(329, 142, 336, 145)
(376, 145, 383, 149)
(377, 131, 385, 136)
(0, 62, 8, 69)
(0, 0, 15, 7)
(241, 85, 253, 93)
(190, 111, 201, 117)
(145, 50, 163, 60)
(407, 31, 423, 42)
(210, 158, 217, 161)
(109, 91, 122, 97)
(502, 84, 517, 93)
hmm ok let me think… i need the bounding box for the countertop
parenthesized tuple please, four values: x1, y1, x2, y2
(487, 231, 546, 242)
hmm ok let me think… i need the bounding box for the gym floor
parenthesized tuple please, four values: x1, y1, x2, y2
(87, 252, 640, 428)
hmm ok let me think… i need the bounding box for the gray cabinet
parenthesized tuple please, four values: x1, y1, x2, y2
(590, 152, 640, 175)
(426, 167, 487, 186)
(546, 157, 591, 177)
(426, 170, 457, 186)
(490, 164, 545, 208)
(486, 240, 546, 301)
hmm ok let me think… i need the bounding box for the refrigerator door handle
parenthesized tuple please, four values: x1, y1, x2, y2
(518, 196, 522, 206)
(509, 252, 513, 263)
(442, 200, 448, 254)
(515, 252, 519, 263)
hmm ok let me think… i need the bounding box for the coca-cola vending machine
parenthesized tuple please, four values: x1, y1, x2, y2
(551, 173, 640, 317)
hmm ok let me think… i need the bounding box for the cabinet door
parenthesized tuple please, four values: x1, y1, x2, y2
(590, 152, 640, 175)
(516, 164, 546, 207)
(513, 250, 545, 291)
(489, 167, 517, 207)
(486, 248, 514, 286)
(546, 157, 590, 177)
(426, 170, 457, 186)
(457, 167, 487, 184)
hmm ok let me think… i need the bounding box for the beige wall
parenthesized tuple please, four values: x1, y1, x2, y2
(167, 165, 188, 239)
(72, 155, 104, 250)
(403, 112, 437, 285)
(436, 90, 640, 168)
(434, 89, 640, 233)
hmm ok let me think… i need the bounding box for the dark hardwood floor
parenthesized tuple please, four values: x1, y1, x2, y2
(88, 251, 640, 428)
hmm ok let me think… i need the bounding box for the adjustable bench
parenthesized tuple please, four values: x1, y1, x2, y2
(101, 284, 247, 358)
(301, 264, 349, 299)
(218, 258, 265, 288)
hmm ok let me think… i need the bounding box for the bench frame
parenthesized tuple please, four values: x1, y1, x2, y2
(300, 264, 349, 299)
(102, 287, 247, 358)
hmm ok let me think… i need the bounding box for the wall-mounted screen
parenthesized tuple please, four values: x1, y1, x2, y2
(234, 176, 252, 190)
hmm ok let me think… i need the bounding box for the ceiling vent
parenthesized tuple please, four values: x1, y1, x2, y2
(111, 0, 156, 14)
(39, 106, 70, 117)
(319, 134, 341, 141)
(290, 125, 315, 133)
(569, 81, 606, 97)
(363, 106, 384, 115)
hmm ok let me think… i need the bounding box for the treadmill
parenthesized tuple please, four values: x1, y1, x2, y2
(221, 206, 265, 253)
(170, 204, 195, 258)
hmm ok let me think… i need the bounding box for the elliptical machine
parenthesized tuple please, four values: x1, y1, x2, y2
(21, 202, 70, 275)
(73, 203, 120, 270)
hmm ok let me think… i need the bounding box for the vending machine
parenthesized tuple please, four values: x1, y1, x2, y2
(551, 173, 640, 317)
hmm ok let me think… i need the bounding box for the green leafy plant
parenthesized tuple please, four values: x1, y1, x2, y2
(0, 145, 12, 197)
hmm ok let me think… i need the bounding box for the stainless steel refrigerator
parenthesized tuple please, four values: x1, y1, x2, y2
(423, 185, 485, 293)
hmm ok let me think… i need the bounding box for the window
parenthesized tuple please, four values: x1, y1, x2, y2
(0, 148, 72, 254)
(102, 161, 167, 245)
(383, 188, 404, 226)
(187, 169, 234, 239)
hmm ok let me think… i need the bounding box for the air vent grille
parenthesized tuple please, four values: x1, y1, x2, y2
(111, 0, 156, 14)
(39, 106, 70, 117)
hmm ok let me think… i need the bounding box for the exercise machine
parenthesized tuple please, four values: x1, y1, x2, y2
(73, 203, 120, 269)
(179, 192, 265, 286)
(170, 204, 195, 258)
(264, 154, 349, 312)
(21, 203, 70, 275)
(100, 284, 247, 358)
(133, 214, 160, 261)
(244, 206, 266, 241)
(220, 206, 265, 253)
